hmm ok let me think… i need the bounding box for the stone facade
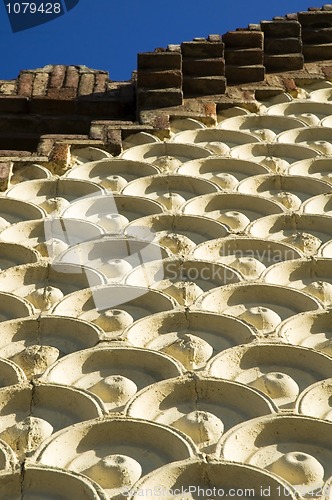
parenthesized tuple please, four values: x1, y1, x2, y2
(0, 4, 332, 499)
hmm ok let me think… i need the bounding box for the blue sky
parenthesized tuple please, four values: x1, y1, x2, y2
(0, 1, 319, 81)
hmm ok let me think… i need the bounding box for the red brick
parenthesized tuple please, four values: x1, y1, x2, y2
(17, 72, 34, 97)
(283, 78, 297, 92)
(321, 65, 332, 78)
(49, 65, 66, 88)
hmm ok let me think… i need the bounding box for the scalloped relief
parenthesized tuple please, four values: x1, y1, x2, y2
(266, 101, 332, 124)
(206, 343, 332, 409)
(219, 415, 332, 496)
(127, 459, 297, 500)
(171, 129, 261, 155)
(276, 127, 332, 155)
(65, 158, 160, 190)
(170, 117, 206, 133)
(248, 213, 332, 257)
(122, 132, 160, 150)
(0, 242, 39, 270)
(296, 379, 332, 421)
(195, 283, 321, 335)
(237, 175, 331, 211)
(0, 316, 102, 378)
(10, 163, 52, 185)
(57, 237, 171, 282)
(51, 285, 176, 337)
(124, 258, 242, 307)
(6, 178, 105, 215)
(125, 214, 229, 256)
(121, 174, 219, 211)
(288, 158, 332, 184)
(120, 142, 211, 172)
(0, 198, 45, 232)
(124, 310, 255, 370)
(126, 375, 276, 451)
(182, 193, 285, 231)
(231, 142, 318, 173)
(277, 309, 332, 356)
(0, 292, 35, 322)
(191, 237, 302, 280)
(0, 262, 107, 312)
(262, 258, 332, 306)
(59, 194, 165, 231)
(32, 417, 197, 496)
(70, 147, 112, 165)
(40, 346, 183, 411)
(0, 465, 108, 499)
(0, 218, 105, 257)
(177, 157, 269, 189)
(0, 382, 105, 459)
(218, 114, 306, 141)
(302, 193, 332, 215)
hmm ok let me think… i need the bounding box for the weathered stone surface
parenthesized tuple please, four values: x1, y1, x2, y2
(261, 20, 301, 37)
(264, 54, 304, 71)
(225, 65, 265, 83)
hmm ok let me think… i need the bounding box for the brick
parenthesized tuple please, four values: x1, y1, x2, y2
(302, 27, 332, 44)
(106, 128, 122, 155)
(181, 41, 224, 58)
(298, 11, 332, 27)
(183, 76, 226, 96)
(225, 65, 265, 83)
(222, 31, 263, 48)
(94, 73, 108, 93)
(138, 52, 181, 70)
(0, 161, 12, 190)
(0, 161, 12, 179)
(303, 43, 332, 60)
(46, 88, 77, 99)
(137, 88, 183, 108)
(225, 48, 263, 65)
(261, 20, 301, 37)
(90, 123, 106, 140)
(264, 37, 302, 54)
(322, 65, 332, 78)
(208, 34, 222, 42)
(137, 70, 182, 88)
(282, 78, 297, 92)
(182, 58, 225, 76)
(0, 150, 32, 157)
(264, 54, 304, 71)
(78, 74, 95, 96)
(32, 73, 49, 97)
(49, 65, 66, 88)
(64, 66, 80, 89)
(17, 72, 34, 97)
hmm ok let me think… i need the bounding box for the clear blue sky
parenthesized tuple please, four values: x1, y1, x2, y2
(0, 1, 319, 81)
